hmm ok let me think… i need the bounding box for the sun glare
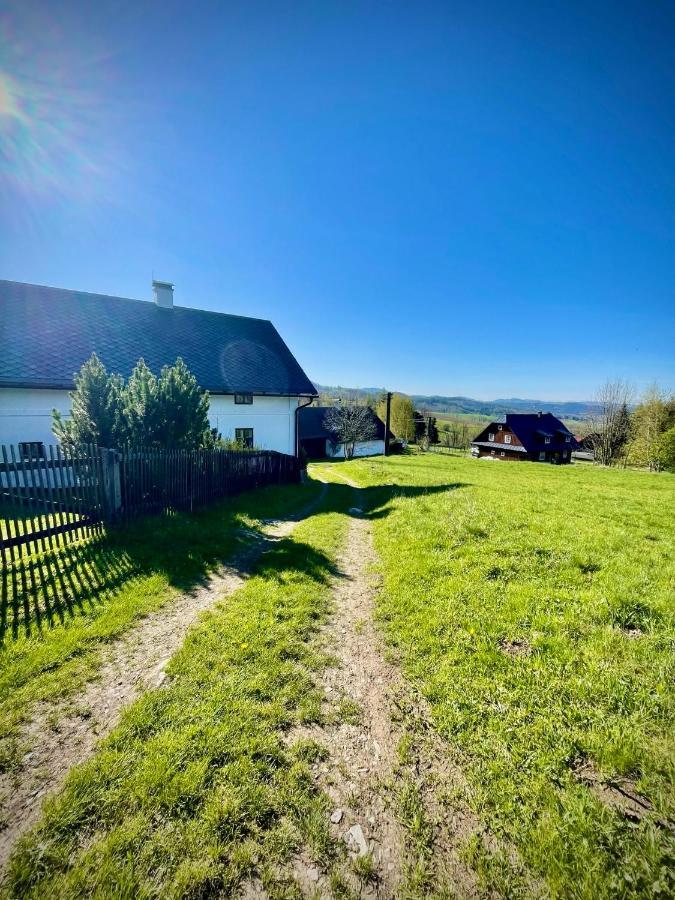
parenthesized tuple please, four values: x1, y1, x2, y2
(0, 71, 24, 121)
(0, 2, 127, 213)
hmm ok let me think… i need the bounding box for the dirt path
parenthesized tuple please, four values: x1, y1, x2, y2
(286, 473, 480, 898)
(0, 486, 326, 874)
(291, 510, 405, 897)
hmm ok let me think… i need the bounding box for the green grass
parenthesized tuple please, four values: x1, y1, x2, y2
(5, 455, 674, 896)
(0, 480, 322, 773)
(337, 452, 675, 898)
(0, 503, 81, 543)
(5, 480, 351, 898)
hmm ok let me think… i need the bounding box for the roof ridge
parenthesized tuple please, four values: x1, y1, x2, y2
(0, 279, 272, 326)
(0, 280, 316, 396)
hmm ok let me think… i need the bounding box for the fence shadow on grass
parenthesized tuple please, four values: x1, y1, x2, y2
(0, 478, 465, 643)
(0, 501, 278, 642)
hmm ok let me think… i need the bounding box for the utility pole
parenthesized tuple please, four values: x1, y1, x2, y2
(384, 391, 392, 456)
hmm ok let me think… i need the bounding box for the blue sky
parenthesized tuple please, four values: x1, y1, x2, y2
(1, 0, 673, 401)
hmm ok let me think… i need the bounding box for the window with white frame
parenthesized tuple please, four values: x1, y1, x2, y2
(504, 434, 512, 443)
(234, 393, 253, 405)
(500, 451, 505, 456)
(488, 433, 495, 441)
(545, 436, 551, 444)
(565, 435, 571, 443)
(539, 451, 546, 461)
(490, 449, 495, 455)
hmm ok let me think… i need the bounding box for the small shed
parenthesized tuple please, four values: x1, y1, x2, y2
(298, 406, 387, 459)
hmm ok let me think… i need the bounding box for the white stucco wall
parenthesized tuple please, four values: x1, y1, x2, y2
(0, 387, 300, 455)
(208, 395, 299, 455)
(0, 387, 71, 447)
(326, 439, 385, 459)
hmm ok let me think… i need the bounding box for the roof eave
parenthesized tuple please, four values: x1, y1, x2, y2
(0, 381, 318, 398)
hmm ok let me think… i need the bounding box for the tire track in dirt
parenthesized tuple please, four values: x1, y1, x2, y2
(285, 471, 481, 898)
(0, 485, 327, 874)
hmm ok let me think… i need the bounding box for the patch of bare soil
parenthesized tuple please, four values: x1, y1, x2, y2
(0, 486, 326, 874)
(571, 757, 654, 824)
(282, 478, 481, 899)
(499, 638, 531, 657)
(622, 628, 643, 639)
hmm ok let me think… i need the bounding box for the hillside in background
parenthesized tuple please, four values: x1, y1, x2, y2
(314, 384, 598, 421)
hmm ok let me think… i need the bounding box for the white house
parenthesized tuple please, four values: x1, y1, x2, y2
(0, 279, 317, 454)
(298, 406, 387, 459)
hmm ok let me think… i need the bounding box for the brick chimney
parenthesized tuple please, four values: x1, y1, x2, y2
(153, 279, 174, 308)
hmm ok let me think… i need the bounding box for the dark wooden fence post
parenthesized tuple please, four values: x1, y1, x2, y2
(100, 448, 122, 522)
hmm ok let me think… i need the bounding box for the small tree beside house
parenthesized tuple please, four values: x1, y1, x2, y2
(121, 357, 211, 448)
(155, 358, 211, 449)
(53, 353, 213, 450)
(53, 353, 123, 449)
(323, 405, 377, 460)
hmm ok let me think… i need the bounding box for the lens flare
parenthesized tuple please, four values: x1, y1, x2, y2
(0, 1, 127, 215)
(0, 71, 25, 121)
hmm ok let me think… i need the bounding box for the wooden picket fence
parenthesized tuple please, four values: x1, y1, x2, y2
(0, 444, 105, 568)
(0, 444, 301, 567)
(116, 447, 301, 521)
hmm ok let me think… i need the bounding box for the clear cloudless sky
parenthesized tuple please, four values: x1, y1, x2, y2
(1, 0, 673, 400)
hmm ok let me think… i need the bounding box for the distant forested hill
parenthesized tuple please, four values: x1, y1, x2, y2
(314, 384, 597, 420)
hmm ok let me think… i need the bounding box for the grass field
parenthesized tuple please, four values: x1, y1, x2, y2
(0, 480, 322, 773)
(3, 454, 673, 897)
(340, 452, 675, 897)
(5, 484, 352, 899)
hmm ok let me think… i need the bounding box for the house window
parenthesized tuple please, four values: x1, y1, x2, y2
(565, 435, 571, 443)
(19, 441, 45, 461)
(539, 451, 546, 461)
(488, 433, 495, 441)
(562, 451, 567, 459)
(498, 424, 503, 431)
(490, 449, 495, 455)
(545, 436, 551, 444)
(235, 428, 254, 448)
(500, 451, 505, 457)
(504, 434, 512, 444)
(234, 394, 253, 405)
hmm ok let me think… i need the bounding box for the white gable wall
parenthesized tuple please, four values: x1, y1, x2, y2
(208, 395, 299, 455)
(0, 387, 300, 455)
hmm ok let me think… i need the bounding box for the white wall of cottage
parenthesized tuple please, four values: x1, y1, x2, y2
(0, 388, 301, 455)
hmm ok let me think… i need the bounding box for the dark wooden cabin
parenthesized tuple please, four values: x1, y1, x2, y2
(471, 412, 577, 464)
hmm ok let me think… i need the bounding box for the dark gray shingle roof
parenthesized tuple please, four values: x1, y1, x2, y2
(472, 413, 577, 453)
(0, 280, 317, 396)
